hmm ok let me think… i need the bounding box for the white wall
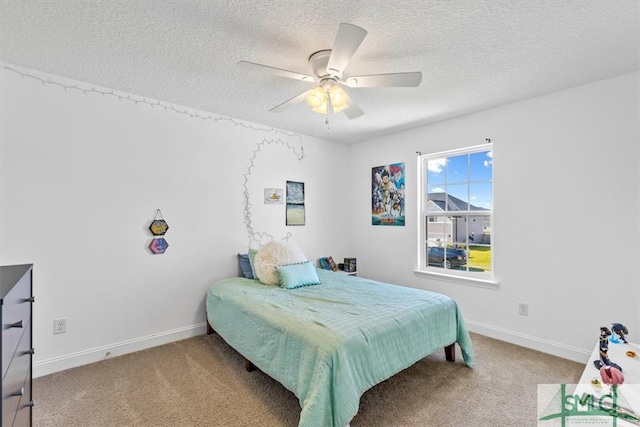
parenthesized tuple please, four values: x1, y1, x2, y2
(0, 67, 352, 376)
(348, 72, 640, 362)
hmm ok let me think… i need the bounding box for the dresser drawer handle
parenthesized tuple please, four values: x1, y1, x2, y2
(8, 320, 23, 328)
(10, 387, 24, 397)
(23, 348, 35, 355)
(22, 296, 35, 303)
(25, 400, 35, 408)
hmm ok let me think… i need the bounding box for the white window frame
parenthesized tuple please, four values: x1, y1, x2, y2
(415, 143, 498, 288)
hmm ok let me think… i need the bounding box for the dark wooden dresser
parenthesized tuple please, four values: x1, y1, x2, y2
(1, 264, 34, 426)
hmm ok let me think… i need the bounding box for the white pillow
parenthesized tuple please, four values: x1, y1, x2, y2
(253, 241, 307, 286)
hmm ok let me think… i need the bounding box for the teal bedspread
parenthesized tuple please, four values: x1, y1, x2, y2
(206, 269, 473, 427)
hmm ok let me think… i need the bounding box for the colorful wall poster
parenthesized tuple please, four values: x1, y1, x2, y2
(372, 163, 405, 226)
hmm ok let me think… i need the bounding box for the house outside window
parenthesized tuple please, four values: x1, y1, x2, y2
(417, 144, 493, 281)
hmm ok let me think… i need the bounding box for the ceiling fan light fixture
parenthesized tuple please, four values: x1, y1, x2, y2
(306, 87, 326, 109)
(306, 86, 330, 114)
(329, 85, 346, 104)
(328, 85, 349, 113)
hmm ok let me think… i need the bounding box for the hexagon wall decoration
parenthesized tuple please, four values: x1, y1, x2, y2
(149, 237, 169, 254)
(149, 219, 169, 236)
(149, 209, 169, 235)
(148, 209, 169, 254)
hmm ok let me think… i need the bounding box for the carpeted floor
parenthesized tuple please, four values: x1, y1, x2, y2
(33, 332, 583, 426)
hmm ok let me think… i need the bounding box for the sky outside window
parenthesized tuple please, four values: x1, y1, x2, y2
(427, 150, 492, 210)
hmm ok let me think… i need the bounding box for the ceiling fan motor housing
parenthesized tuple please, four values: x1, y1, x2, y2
(309, 50, 338, 79)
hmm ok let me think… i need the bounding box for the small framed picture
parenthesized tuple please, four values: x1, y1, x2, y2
(286, 181, 305, 225)
(264, 188, 284, 204)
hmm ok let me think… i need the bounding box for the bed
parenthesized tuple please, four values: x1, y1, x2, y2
(206, 267, 474, 427)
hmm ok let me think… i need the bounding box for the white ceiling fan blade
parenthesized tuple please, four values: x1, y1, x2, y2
(344, 72, 423, 88)
(238, 61, 315, 82)
(269, 91, 310, 113)
(326, 23, 367, 77)
(344, 94, 364, 120)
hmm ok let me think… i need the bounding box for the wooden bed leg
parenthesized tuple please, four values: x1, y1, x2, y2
(206, 320, 215, 335)
(444, 343, 456, 362)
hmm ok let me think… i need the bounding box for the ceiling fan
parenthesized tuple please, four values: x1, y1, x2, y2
(237, 23, 422, 120)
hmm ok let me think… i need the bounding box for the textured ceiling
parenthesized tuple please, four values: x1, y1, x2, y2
(1, 0, 638, 144)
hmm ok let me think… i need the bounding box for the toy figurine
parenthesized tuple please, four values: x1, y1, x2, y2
(610, 323, 629, 344)
(594, 326, 623, 371)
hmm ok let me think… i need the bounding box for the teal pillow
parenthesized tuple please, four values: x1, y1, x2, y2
(277, 261, 321, 289)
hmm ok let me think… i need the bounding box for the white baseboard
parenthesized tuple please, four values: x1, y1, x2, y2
(466, 320, 592, 364)
(34, 320, 591, 378)
(33, 323, 208, 378)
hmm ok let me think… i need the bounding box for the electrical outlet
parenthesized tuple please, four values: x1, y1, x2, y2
(518, 303, 529, 316)
(53, 318, 67, 334)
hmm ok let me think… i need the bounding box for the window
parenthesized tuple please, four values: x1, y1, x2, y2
(417, 143, 493, 282)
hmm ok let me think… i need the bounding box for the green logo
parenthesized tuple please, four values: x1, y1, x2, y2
(538, 384, 640, 426)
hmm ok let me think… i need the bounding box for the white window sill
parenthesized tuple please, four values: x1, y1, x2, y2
(413, 269, 500, 289)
